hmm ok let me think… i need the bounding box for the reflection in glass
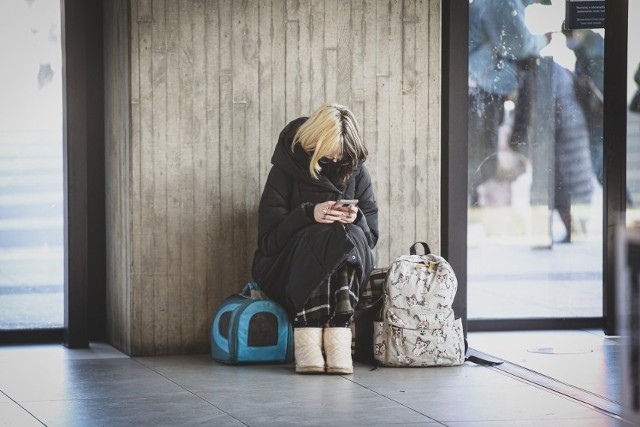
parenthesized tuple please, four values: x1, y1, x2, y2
(468, 0, 603, 319)
(0, 1, 63, 329)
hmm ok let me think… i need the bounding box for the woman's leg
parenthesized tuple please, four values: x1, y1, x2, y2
(323, 327, 353, 374)
(324, 265, 362, 374)
(292, 327, 324, 374)
(292, 286, 328, 374)
(292, 264, 362, 374)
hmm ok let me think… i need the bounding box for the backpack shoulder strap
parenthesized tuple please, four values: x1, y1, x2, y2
(464, 341, 504, 366)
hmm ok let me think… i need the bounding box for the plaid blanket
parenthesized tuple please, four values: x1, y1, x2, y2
(294, 264, 361, 327)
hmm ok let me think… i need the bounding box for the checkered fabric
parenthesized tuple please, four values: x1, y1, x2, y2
(294, 264, 361, 328)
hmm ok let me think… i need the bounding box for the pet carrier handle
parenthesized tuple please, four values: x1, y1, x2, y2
(241, 282, 269, 300)
(409, 242, 431, 255)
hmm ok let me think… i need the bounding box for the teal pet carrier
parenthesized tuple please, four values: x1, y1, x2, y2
(211, 282, 294, 364)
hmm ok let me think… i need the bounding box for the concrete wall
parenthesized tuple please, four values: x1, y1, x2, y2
(104, 0, 442, 355)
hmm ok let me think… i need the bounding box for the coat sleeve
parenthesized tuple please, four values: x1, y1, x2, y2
(353, 165, 379, 248)
(256, 166, 313, 257)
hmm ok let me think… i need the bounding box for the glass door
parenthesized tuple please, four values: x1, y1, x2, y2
(0, 1, 63, 330)
(467, 0, 603, 321)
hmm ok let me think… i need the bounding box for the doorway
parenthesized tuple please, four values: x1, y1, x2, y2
(467, 0, 604, 322)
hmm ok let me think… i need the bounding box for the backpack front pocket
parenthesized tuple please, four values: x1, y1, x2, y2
(373, 307, 465, 366)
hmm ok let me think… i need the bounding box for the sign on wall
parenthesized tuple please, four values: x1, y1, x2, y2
(564, 0, 605, 30)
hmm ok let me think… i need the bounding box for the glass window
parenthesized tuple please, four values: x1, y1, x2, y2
(468, 0, 603, 319)
(0, 1, 63, 329)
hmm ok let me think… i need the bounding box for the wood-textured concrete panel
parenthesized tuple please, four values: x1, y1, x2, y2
(105, 0, 442, 355)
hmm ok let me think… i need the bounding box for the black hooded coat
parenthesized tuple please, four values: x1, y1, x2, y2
(251, 117, 379, 315)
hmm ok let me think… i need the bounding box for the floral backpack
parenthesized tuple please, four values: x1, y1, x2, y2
(373, 242, 465, 367)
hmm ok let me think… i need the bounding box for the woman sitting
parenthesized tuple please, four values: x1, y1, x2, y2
(252, 103, 379, 374)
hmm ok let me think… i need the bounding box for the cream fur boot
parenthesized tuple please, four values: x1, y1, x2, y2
(294, 327, 325, 374)
(323, 327, 353, 374)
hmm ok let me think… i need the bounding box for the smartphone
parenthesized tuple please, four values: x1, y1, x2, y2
(334, 199, 358, 210)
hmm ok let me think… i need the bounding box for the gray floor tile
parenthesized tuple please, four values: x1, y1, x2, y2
(1, 358, 187, 402)
(194, 370, 435, 424)
(384, 382, 613, 423)
(445, 419, 622, 427)
(352, 363, 520, 390)
(21, 394, 244, 427)
(0, 333, 628, 426)
(135, 358, 443, 425)
(468, 330, 622, 403)
(0, 342, 127, 364)
(0, 402, 42, 427)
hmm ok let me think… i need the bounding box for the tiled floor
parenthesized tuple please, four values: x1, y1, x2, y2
(469, 330, 625, 422)
(0, 330, 636, 426)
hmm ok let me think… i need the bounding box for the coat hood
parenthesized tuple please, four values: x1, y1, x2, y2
(271, 117, 362, 193)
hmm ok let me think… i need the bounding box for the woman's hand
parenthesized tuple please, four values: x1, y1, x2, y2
(336, 205, 358, 224)
(314, 201, 337, 223)
(314, 201, 358, 224)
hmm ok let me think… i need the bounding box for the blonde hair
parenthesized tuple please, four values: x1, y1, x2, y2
(292, 103, 368, 180)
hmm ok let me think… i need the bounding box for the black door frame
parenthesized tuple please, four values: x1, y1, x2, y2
(0, 0, 105, 346)
(441, 0, 469, 334)
(442, 1, 628, 335)
(61, 0, 106, 348)
(602, 0, 628, 335)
